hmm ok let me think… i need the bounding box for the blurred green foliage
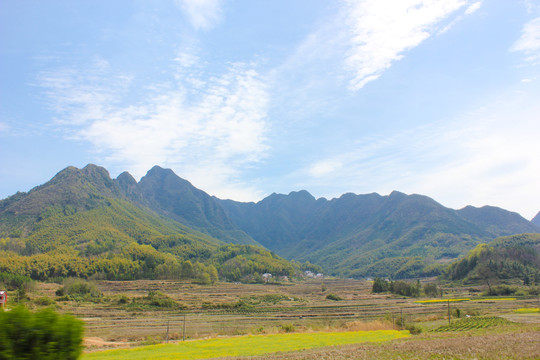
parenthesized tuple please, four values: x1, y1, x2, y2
(0, 306, 84, 360)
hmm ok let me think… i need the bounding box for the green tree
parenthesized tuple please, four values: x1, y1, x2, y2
(0, 306, 84, 360)
(372, 277, 388, 293)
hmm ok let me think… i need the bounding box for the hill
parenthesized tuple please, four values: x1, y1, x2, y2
(221, 191, 540, 278)
(0, 165, 294, 283)
(443, 233, 540, 287)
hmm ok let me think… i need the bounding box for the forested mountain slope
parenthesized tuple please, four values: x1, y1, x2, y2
(116, 166, 256, 245)
(221, 191, 540, 278)
(444, 233, 540, 285)
(0, 165, 292, 282)
(1, 164, 538, 280)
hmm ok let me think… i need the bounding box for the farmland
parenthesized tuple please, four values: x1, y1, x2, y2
(18, 278, 540, 359)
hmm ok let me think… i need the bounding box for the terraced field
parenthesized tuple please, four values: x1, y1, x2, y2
(432, 316, 511, 332)
(28, 278, 539, 349)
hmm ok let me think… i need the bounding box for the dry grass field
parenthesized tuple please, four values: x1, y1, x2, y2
(26, 278, 540, 358)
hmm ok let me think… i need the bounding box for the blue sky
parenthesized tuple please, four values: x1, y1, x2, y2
(1, 0, 539, 219)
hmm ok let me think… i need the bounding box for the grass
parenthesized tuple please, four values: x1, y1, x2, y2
(514, 307, 539, 313)
(415, 298, 470, 304)
(82, 330, 410, 360)
(415, 297, 517, 304)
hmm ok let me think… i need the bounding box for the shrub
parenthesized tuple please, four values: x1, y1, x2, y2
(405, 324, 423, 335)
(146, 291, 179, 308)
(392, 280, 421, 297)
(0, 272, 33, 299)
(56, 278, 102, 301)
(0, 306, 84, 360)
(326, 293, 342, 301)
(280, 323, 295, 333)
(483, 284, 517, 296)
(423, 283, 439, 297)
(117, 294, 129, 304)
(33, 296, 55, 306)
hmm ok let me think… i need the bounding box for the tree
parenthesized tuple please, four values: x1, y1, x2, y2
(423, 283, 439, 297)
(372, 277, 388, 293)
(0, 306, 84, 360)
(477, 264, 496, 295)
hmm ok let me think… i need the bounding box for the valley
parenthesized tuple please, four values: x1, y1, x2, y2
(20, 277, 540, 359)
(1, 164, 539, 359)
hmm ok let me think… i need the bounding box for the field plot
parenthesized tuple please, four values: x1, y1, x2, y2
(82, 330, 409, 360)
(224, 331, 540, 360)
(30, 278, 540, 359)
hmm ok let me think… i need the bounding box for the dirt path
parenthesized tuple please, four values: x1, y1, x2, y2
(84, 337, 131, 351)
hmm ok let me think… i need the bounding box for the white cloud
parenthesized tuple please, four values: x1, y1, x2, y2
(37, 58, 270, 201)
(511, 16, 540, 64)
(465, 1, 482, 15)
(300, 86, 540, 219)
(343, 0, 468, 90)
(309, 160, 343, 178)
(176, 0, 223, 31)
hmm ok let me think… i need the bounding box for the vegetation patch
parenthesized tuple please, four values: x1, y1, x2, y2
(56, 278, 102, 301)
(415, 298, 470, 304)
(432, 316, 511, 332)
(513, 307, 539, 313)
(127, 291, 186, 310)
(0, 306, 84, 360)
(325, 293, 342, 301)
(83, 330, 410, 360)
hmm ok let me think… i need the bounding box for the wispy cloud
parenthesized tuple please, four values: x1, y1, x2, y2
(343, 0, 468, 90)
(511, 16, 540, 64)
(0, 122, 9, 135)
(176, 0, 223, 31)
(276, 0, 475, 97)
(465, 1, 482, 15)
(37, 57, 269, 201)
(302, 86, 540, 218)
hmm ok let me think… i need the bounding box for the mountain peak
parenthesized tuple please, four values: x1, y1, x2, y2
(116, 171, 136, 184)
(146, 165, 176, 177)
(288, 190, 316, 202)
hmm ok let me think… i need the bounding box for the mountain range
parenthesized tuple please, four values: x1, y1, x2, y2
(1, 164, 539, 279)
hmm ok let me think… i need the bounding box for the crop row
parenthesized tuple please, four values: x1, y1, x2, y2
(432, 316, 510, 332)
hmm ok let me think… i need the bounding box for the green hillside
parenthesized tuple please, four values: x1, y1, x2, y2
(443, 233, 540, 286)
(0, 165, 297, 283)
(221, 191, 539, 279)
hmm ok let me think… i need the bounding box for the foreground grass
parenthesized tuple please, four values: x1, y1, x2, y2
(83, 330, 410, 360)
(228, 331, 540, 360)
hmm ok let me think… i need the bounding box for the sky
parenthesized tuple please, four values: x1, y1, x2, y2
(1, 0, 539, 220)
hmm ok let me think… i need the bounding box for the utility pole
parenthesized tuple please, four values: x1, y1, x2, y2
(183, 314, 186, 341)
(448, 299, 451, 325)
(166, 320, 169, 343)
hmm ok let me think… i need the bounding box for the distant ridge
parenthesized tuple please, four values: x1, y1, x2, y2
(220, 191, 540, 278)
